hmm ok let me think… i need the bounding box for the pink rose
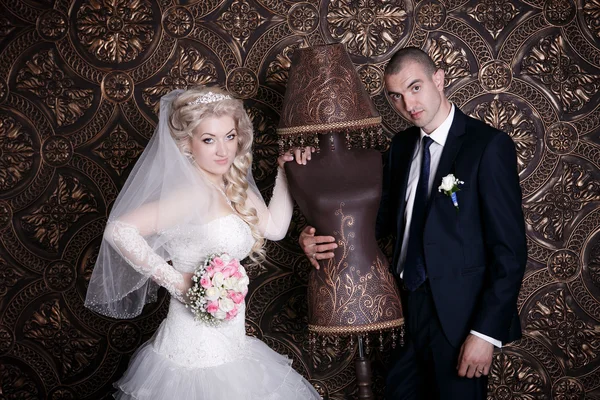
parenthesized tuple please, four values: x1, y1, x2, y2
(200, 275, 212, 289)
(226, 307, 238, 320)
(232, 271, 243, 279)
(206, 301, 219, 314)
(228, 259, 240, 268)
(212, 257, 225, 268)
(229, 291, 245, 304)
(222, 265, 237, 278)
(205, 266, 216, 278)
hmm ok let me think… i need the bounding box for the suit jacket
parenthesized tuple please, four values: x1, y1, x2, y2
(377, 108, 527, 347)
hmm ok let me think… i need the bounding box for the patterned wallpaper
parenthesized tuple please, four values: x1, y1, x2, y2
(0, 0, 599, 398)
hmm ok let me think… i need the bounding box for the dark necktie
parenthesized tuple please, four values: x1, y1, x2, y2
(402, 136, 434, 291)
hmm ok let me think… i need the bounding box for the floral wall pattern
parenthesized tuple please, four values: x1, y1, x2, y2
(0, 0, 599, 398)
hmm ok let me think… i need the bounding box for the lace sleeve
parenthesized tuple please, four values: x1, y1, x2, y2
(105, 221, 186, 302)
(248, 167, 293, 241)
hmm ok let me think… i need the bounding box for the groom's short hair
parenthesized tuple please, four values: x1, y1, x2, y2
(385, 47, 437, 77)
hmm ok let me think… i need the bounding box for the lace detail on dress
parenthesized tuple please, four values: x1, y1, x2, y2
(141, 214, 256, 368)
(152, 300, 248, 368)
(109, 221, 186, 302)
(161, 214, 255, 273)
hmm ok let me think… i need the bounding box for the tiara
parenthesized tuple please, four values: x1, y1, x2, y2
(186, 91, 232, 105)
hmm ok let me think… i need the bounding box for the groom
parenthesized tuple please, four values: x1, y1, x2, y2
(298, 47, 527, 399)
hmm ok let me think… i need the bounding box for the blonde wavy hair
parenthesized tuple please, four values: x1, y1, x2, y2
(168, 87, 265, 265)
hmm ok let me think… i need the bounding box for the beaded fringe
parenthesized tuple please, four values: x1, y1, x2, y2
(308, 325, 405, 367)
(278, 126, 388, 155)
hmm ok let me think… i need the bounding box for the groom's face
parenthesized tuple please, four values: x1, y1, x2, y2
(384, 60, 446, 133)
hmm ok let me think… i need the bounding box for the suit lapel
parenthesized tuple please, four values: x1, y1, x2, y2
(426, 109, 467, 213)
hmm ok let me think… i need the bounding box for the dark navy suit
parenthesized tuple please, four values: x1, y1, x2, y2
(380, 109, 527, 399)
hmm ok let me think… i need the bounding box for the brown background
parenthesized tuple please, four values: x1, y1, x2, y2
(0, 0, 599, 398)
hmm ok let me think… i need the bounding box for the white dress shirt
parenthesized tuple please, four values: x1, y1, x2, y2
(398, 105, 502, 348)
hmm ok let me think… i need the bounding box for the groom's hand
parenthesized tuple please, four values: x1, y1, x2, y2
(456, 334, 494, 379)
(299, 226, 337, 270)
(277, 147, 314, 168)
(293, 146, 315, 165)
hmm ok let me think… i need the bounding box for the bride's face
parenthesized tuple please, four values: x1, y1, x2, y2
(190, 115, 239, 183)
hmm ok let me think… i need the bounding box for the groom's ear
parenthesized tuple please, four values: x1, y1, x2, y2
(432, 68, 445, 92)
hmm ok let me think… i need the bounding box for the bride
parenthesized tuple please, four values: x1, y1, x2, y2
(85, 88, 320, 399)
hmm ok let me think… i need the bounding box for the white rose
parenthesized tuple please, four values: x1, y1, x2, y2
(219, 297, 235, 312)
(439, 174, 456, 192)
(213, 309, 227, 320)
(220, 288, 229, 298)
(236, 276, 250, 292)
(241, 275, 249, 286)
(204, 287, 220, 301)
(221, 254, 231, 263)
(212, 272, 225, 288)
(224, 277, 237, 290)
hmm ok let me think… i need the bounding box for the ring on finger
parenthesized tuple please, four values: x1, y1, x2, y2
(311, 253, 317, 260)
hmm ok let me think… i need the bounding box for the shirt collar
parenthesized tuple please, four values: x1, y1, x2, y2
(419, 104, 455, 147)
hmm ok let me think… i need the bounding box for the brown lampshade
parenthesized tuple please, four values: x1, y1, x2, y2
(277, 43, 386, 153)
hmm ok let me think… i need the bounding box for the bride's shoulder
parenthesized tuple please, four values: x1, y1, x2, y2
(164, 186, 215, 207)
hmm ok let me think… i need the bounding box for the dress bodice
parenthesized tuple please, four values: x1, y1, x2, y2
(151, 214, 255, 369)
(161, 214, 255, 273)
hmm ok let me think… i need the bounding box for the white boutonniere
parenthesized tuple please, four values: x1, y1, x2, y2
(438, 174, 464, 212)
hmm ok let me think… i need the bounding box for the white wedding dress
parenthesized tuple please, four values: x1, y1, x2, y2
(104, 175, 321, 400)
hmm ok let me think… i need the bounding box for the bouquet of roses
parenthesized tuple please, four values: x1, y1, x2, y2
(185, 253, 249, 324)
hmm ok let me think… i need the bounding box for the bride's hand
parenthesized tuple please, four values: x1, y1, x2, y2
(277, 147, 315, 168)
(179, 272, 194, 294)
